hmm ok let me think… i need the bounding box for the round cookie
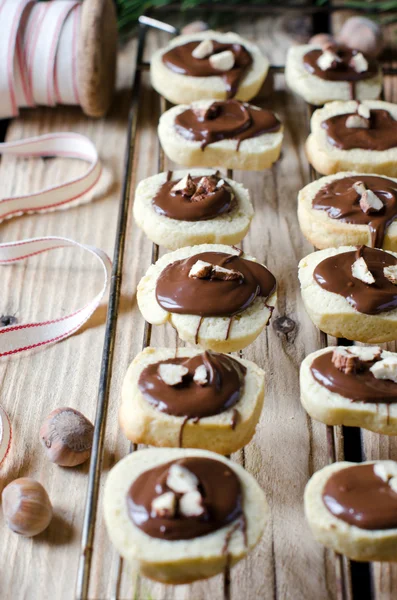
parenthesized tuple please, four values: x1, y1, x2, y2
(150, 30, 269, 105)
(298, 245, 397, 343)
(158, 99, 283, 171)
(133, 169, 253, 250)
(103, 448, 269, 584)
(306, 100, 397, 177)
(305, 460, 397, 562)
(120, 347, 265, 454)
(298, 172, 397, 251)
(136, 243, 277, 353)
(285, 44, 382, 106)
(300, 346, 397, 435)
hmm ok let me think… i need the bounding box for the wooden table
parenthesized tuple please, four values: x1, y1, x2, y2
(0, 12, 396, 600)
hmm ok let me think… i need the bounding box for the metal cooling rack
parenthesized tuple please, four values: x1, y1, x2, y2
(74, 7, 397, 600)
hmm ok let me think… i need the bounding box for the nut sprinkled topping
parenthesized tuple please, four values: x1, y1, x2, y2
(332, 347, 360, 374)
(179, 490, 205, 517)
(351, 256, 375, 284)
(193, 364, 208, 386)
(151, 492, 176, 518)
(192, 39, 214, 59)
(166, 463, 199, 493)
(348, 346, 382, 361)
(317, 48, 341, 71)
(349, 52, 369, 73)
(374, 462, 397, 482)
(212, 264, 243, 280)
(209, 50, 235, 71)
(158, 363, 189, 386)
(357, 104, 371, 119)
(191, 175, 218, 202)
(370, 357, 397, 383)
(360, 190, 383, 214)
(384, 265, 397, 285)
(189, 260, 213, 279)
(189, 260, 243, 281)
(346, 114, 370, 129)
(171, 174, 196, 197)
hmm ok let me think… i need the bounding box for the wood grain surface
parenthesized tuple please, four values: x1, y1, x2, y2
(0, 12, 395, 600)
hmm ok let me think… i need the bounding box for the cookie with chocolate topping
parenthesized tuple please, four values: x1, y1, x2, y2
(103, 448, 269, 584)
(120, 347, 265, 454)
(137, 244, 277, 352)
(298, 172, 397, 250)
(305, 461, 397, 562)
(158, 99, 283, 171)
(299, 245, 397, 343)
(133, 169, 253, 250)
(306, 100, 397, 177)
(150, 31, 269, 105)
(285, 44, 382, 105)
(300, 346, 397, 435)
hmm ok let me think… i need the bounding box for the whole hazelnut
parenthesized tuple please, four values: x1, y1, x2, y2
(181, 21, 209, 36)
(40, 407, 94, 467)
(309, 33, 335, 48)
(336, 17, 384, 58)
(2, 478, 53, 537)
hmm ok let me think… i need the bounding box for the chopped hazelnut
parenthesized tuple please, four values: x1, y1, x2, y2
(158, 363, 189, 386)
(317, 48, 341, 71)
(351, 256, 375, 284)
(349, 52, 368, 73)
(346, 114, 370, 129)
(359, 190, 383, 214)
(189, 260, 213, 279)
(151, 492, 176, 518)
(374, 462, 397, 482)
(166, 463, 199, 494)
(191, 176, 218, 202)
(370, 357, 397, 383)
(179, 490, 205, 517)
(209, 50, 235, 71)
(171, 174, 196, 197)
(348, 346, 382, 362)
(192, 39, 214, 59)
(211, 264, 244, 281)
(384, 265, 397, 285)
(332, 348, 360, 374)
(357, 104, 371, 119)
(193, 364, 208, 386)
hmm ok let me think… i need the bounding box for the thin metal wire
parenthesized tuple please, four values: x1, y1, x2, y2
(75, 23, 149, 600)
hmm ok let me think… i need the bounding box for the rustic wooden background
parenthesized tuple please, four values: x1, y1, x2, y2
(0, 11, 396, 600)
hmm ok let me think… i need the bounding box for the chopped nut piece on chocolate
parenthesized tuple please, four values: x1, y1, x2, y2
(359, 190, 383, 214)
(389, 477, 397, 494)
(346, 114, 370, 129)
(317, 48, 341, 71)
(151, 492, 176, 518)
(209, 50, 235, 71)
(353, 181, 367, 196)
(348, 346, 382, 362)
(192, 39, 214, 59)
(179, 490, 205, 517)
(158, 363, 189, 386)
(374, 462, 397, 482)
(351, 256, 375, 284)
(171, 174, 196, 197)
(193, 364, 208, 386)
(349, 52, 368, 73)
(370, 357, 397, 383)
(189, 260, 213, 279)
(166, 463, 199, 493)
(191, 176, 218, 202)
(212, 264, 244, 281)
(332, 347, 360, 374)
(216, 178, 225, 188)
(357, 104, 371, 119)
(384, 265, 397, 285)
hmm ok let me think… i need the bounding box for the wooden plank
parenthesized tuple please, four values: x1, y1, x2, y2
(0, 39, 133, 600)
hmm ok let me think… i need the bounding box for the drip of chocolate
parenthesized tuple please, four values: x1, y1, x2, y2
(312, 175, 397, 248)
(155, 251, 276, 317)
(321, 109, 397, 151)
(138, 351, 246, 418)
(323, 464, 397, 530)
(311, 349, 397, 403)
(152, 174, 235, 221)
(162, 40, 253, 98)
(303, 46, 378, 99)
(174, 100, 281, 150)
(313, 246, 397, 315)
(127, 457, 243, 540)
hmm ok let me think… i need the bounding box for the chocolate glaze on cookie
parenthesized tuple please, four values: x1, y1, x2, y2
(174, 100, 281, 150)
(323, 464, 397, 530)
(153, 174, 235, 221)
(127, 457, 243, 540)
(321, 109, 397, 151)
(155, 251, 276, 317)
(313, 246, 397, 314)
(162, 40, 253, 98)
(310, 349, 397, 403)
(138, 352, 246, 418)
(312, 175, 397, 248)
(303, 46, 378, 99)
